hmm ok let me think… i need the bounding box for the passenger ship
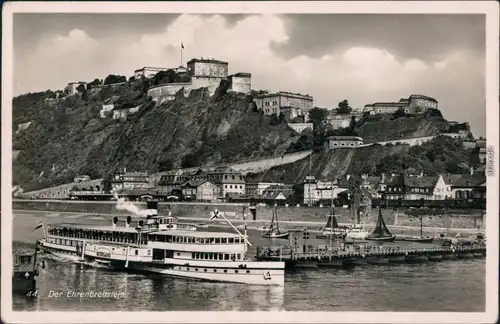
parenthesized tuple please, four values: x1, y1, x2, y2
(37, 202, 285, 286)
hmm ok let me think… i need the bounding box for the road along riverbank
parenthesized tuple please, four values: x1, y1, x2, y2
(14, 208, 482, 238)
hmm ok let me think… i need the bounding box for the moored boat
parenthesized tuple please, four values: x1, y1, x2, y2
(344, 224, 370, 242)
(456, 252, 474, 259)
(12, 245, 43, 297)
(388, 254, 406, 263)
(396, 236, 434, 243)
(366, 207, 395, 242)
(442, 253, 458, 260)
(261, 206, 289, 240)
(428, 254, 443, 261)
(320, 213, 347, 239)
(37, 201, 285, 286)
(366, 256, 390, 265)
(405, 254, 429, 263)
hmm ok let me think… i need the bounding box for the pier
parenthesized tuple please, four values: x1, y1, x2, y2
(255, 243, 486, 269)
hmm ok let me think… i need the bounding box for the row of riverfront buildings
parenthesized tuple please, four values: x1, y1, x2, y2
(24, 166, 486, 209)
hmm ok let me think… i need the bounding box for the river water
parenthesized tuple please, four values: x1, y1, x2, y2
(11, 210, 485, 312)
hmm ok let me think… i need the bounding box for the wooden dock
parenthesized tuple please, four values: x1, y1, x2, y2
(255, 243, 486, 269)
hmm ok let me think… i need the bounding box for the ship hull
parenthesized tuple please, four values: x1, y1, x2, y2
(395, 236, 434, 243)
(261, 232, 290, 240)
(366, 236, 395, 242)
(12, 276, 36, 296)
(39, 240, 285, 286)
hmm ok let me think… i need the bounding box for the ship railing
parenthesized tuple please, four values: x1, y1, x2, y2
(44, 235, 144, 247)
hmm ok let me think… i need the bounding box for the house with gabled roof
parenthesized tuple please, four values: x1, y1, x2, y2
(433, 173, 462, 200)
(451, 171, 486, 199)
(386, 174, 438, 200)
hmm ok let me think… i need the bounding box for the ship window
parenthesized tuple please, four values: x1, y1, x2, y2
(166, 235, 172, 243)
(228, 238, 234, 243)
(204, 269, 207, 272)
(177, 253, 180, 256)
(192, 252, 195, 259)
(231, 254, 236, 261)
(221, 238, 227, 244)
(187, 267, 190, 271)
(213, 269, 217, 272)
(209, 253, 213, 260)
(246, 270, 250, 273)
(195, 268, 198, 271)
(219, 254, 224, 260)
(224, 269, 227, 273)
(135, 250, 138, 255)
(215, 238, 221, 244)
(237, 254, 241, 260)
(235, 270, 238, 273)
(224, 254, 230, 260)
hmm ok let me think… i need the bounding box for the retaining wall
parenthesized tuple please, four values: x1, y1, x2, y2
(13, 200, 484, 230)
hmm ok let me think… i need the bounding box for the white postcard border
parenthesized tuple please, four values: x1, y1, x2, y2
(1, 1, 498, 323)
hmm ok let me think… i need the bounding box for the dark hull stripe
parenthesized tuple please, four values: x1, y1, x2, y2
(42, 246, 283, 271)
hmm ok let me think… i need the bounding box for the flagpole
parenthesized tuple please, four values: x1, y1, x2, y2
(180, 43, 183, 67)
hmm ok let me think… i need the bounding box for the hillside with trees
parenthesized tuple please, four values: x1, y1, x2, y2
(249, 136, 480, 184)
(13, 78, 475, 192)
(13, 77, 296, 192)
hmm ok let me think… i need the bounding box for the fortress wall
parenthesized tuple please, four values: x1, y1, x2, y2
(147, 83, 192, 102)
(20, 179, 104, 200)
(191, 77, 223, 96)
(230, 150, 312, 174)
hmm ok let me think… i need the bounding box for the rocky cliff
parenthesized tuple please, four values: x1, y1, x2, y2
(13, 81, 297, 191)
(13, 79, 475, 192)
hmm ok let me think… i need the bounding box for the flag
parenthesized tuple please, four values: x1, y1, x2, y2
(34, 222, 43, 231)
(181, 42, 184, 50)
(210, 209, 220, 221)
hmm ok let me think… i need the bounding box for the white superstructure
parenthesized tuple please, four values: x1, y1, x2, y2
(38, 201, 285, 286)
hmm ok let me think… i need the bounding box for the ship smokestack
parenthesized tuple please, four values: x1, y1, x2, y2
(146, 201, 158, 218)
(113, 216, 118, 229)
(126, 216, 132, 228)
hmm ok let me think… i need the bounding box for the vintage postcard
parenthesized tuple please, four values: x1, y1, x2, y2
(1, 1, 499, 323)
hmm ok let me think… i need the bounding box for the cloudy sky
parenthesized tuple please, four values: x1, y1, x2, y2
(13, 13, 486, 136)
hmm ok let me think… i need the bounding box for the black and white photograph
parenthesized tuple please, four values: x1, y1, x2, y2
(2, 1, 498, 323)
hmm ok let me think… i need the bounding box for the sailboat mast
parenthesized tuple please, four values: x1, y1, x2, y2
(420, 215, 423, 238)
(275, 204, 280, 231)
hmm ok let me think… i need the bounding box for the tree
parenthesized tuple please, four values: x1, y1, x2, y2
(269, 114, 281, 126)
(308, 107, 328, 128)
(87, 78, 101, 89)
(336, 99, 352, 114)
(104, 74, 127, 85)
(393, 108, 406, 119)
(181, 153, 200, 168)
(157, 158, 173, 171)
(76, 84, 86, 93)
(349, 115, 356, 131)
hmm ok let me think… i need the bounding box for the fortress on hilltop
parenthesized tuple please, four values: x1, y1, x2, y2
(147, 57, 252, 103)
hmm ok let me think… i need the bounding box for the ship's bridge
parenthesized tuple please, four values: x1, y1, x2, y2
(144, 215, 178, 231)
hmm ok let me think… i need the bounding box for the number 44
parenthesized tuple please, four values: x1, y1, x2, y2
(26, 290, 39, 298)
